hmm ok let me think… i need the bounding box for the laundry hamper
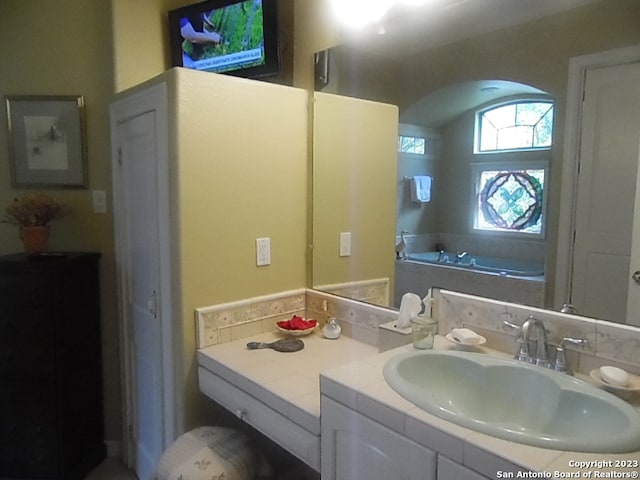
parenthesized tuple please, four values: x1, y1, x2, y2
(153, 426, 258, 480)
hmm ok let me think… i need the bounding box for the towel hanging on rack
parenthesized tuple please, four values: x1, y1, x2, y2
(410, 175, 432, 203)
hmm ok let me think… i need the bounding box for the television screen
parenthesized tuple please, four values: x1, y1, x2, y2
(168, 0, 279, 79)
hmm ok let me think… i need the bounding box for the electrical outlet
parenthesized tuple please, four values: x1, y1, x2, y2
(339, 232, 351, 257)
(256, 237, 271, 266)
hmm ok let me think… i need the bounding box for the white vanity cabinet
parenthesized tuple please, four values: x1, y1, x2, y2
(321, 396, 437, 480)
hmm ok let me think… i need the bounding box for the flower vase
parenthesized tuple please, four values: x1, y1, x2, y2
(19, 226, 50, 255)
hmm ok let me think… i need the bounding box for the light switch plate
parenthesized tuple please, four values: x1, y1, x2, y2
(92, 190, 107, 214)
(340, 232, 351, 257)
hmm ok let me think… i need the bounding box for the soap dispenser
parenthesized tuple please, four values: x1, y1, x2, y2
(323, 317, 341, 339)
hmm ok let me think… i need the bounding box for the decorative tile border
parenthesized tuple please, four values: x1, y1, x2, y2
(195, 287, 399, 349)
(436, 289, 640, 373)
(312, 278, 390, 307)
(195, 289, 306, 348)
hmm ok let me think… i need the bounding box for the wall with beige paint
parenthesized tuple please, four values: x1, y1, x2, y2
(170, 69, 309, 429)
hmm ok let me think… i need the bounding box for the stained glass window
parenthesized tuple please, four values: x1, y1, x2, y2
(476, 169, 545, 234)
(477, 101, 553, 152)
(398, 135, 425, 154)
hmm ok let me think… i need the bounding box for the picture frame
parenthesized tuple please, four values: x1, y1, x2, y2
(6, 95, 88, 188)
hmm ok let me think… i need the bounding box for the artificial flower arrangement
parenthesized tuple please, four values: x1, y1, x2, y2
(3, 193, 70, 254)
(3, 193, 68, 227)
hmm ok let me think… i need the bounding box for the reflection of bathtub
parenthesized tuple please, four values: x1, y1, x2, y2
(407, 251, 544, 277)
(395, 251, 545, 308)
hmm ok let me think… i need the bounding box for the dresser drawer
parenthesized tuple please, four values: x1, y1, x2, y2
(0, 339, 55, 376)
(0, 272, 52, 307)
(0, 443, 58, 478)
(0, 307, 52, 341)
(0, 381, 58, 467)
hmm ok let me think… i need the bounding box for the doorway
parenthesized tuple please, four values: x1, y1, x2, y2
(557, 45, 640, 323)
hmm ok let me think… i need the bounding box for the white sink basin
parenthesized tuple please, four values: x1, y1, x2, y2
(383, 350, 640, 453)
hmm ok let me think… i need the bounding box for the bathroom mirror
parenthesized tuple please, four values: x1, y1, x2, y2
(311, 0, 640, 325)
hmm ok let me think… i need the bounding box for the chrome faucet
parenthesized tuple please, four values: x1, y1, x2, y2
(437, 250, 447, 262)
(504, 317, 588, 374)
(454, 251, 468, 263)
(504, 316, 549, 366)
(521, 316, 549, 366)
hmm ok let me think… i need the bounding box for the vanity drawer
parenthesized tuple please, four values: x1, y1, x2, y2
(198, 366, 320, 471)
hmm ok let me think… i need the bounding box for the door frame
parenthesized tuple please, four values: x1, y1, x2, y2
(555, 44, 640, 310)
(109, 82, 177, 467)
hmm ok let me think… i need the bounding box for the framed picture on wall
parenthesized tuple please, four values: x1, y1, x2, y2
(5, 95, 88, 188)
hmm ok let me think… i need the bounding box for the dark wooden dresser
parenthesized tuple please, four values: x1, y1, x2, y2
(0, 252, 106, 479)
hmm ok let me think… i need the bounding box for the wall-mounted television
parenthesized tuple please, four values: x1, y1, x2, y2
(168, 0, 279, 79)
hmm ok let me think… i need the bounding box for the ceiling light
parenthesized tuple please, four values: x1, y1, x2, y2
(330, 0, 396, 29)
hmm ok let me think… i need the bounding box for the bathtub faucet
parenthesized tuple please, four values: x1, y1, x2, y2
(454, 251, 468, 263)
(437, 250, 447, 262)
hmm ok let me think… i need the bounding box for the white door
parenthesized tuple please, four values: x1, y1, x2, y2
(570, 62, 640, 322)
(111, 83, 174, 479)
(627, 139, 640, 327)
(116, 111, 165, 479)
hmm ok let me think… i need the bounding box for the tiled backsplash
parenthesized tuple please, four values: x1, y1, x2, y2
(195, 288, 396, 349)
(195, 289, 306, 348)
(437, 289, 640, 375)
(195, 287, 640, 378)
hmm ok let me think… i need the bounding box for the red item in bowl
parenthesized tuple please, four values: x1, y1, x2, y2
(277, 315, 318, 330)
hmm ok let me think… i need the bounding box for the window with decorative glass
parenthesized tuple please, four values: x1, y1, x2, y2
(474, 167, 545, 235)
(476, 101, 553, 153)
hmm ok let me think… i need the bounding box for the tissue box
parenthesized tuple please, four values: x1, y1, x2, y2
(378, 320, 412, 352)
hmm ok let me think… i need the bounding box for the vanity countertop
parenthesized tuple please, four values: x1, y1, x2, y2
(197, 330, 378, 436)
(198, 332, 640, 478)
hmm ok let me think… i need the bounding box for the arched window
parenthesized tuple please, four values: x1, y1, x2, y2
(472, 99, 553, 236)
(476, 101, 553, 153)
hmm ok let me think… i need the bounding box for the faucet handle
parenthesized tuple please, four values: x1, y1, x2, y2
(550, 337, 588, 375)
(503, 320, 529, 361)
(503, 319, 521, 333)
(559, 337, 588, 348)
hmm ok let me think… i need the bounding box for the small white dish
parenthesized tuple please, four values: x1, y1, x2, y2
(446, 332, 486, 346)
(599, 366, 629, 387)
(590, 369, 640, 392)
(276, 324, 318, 337)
